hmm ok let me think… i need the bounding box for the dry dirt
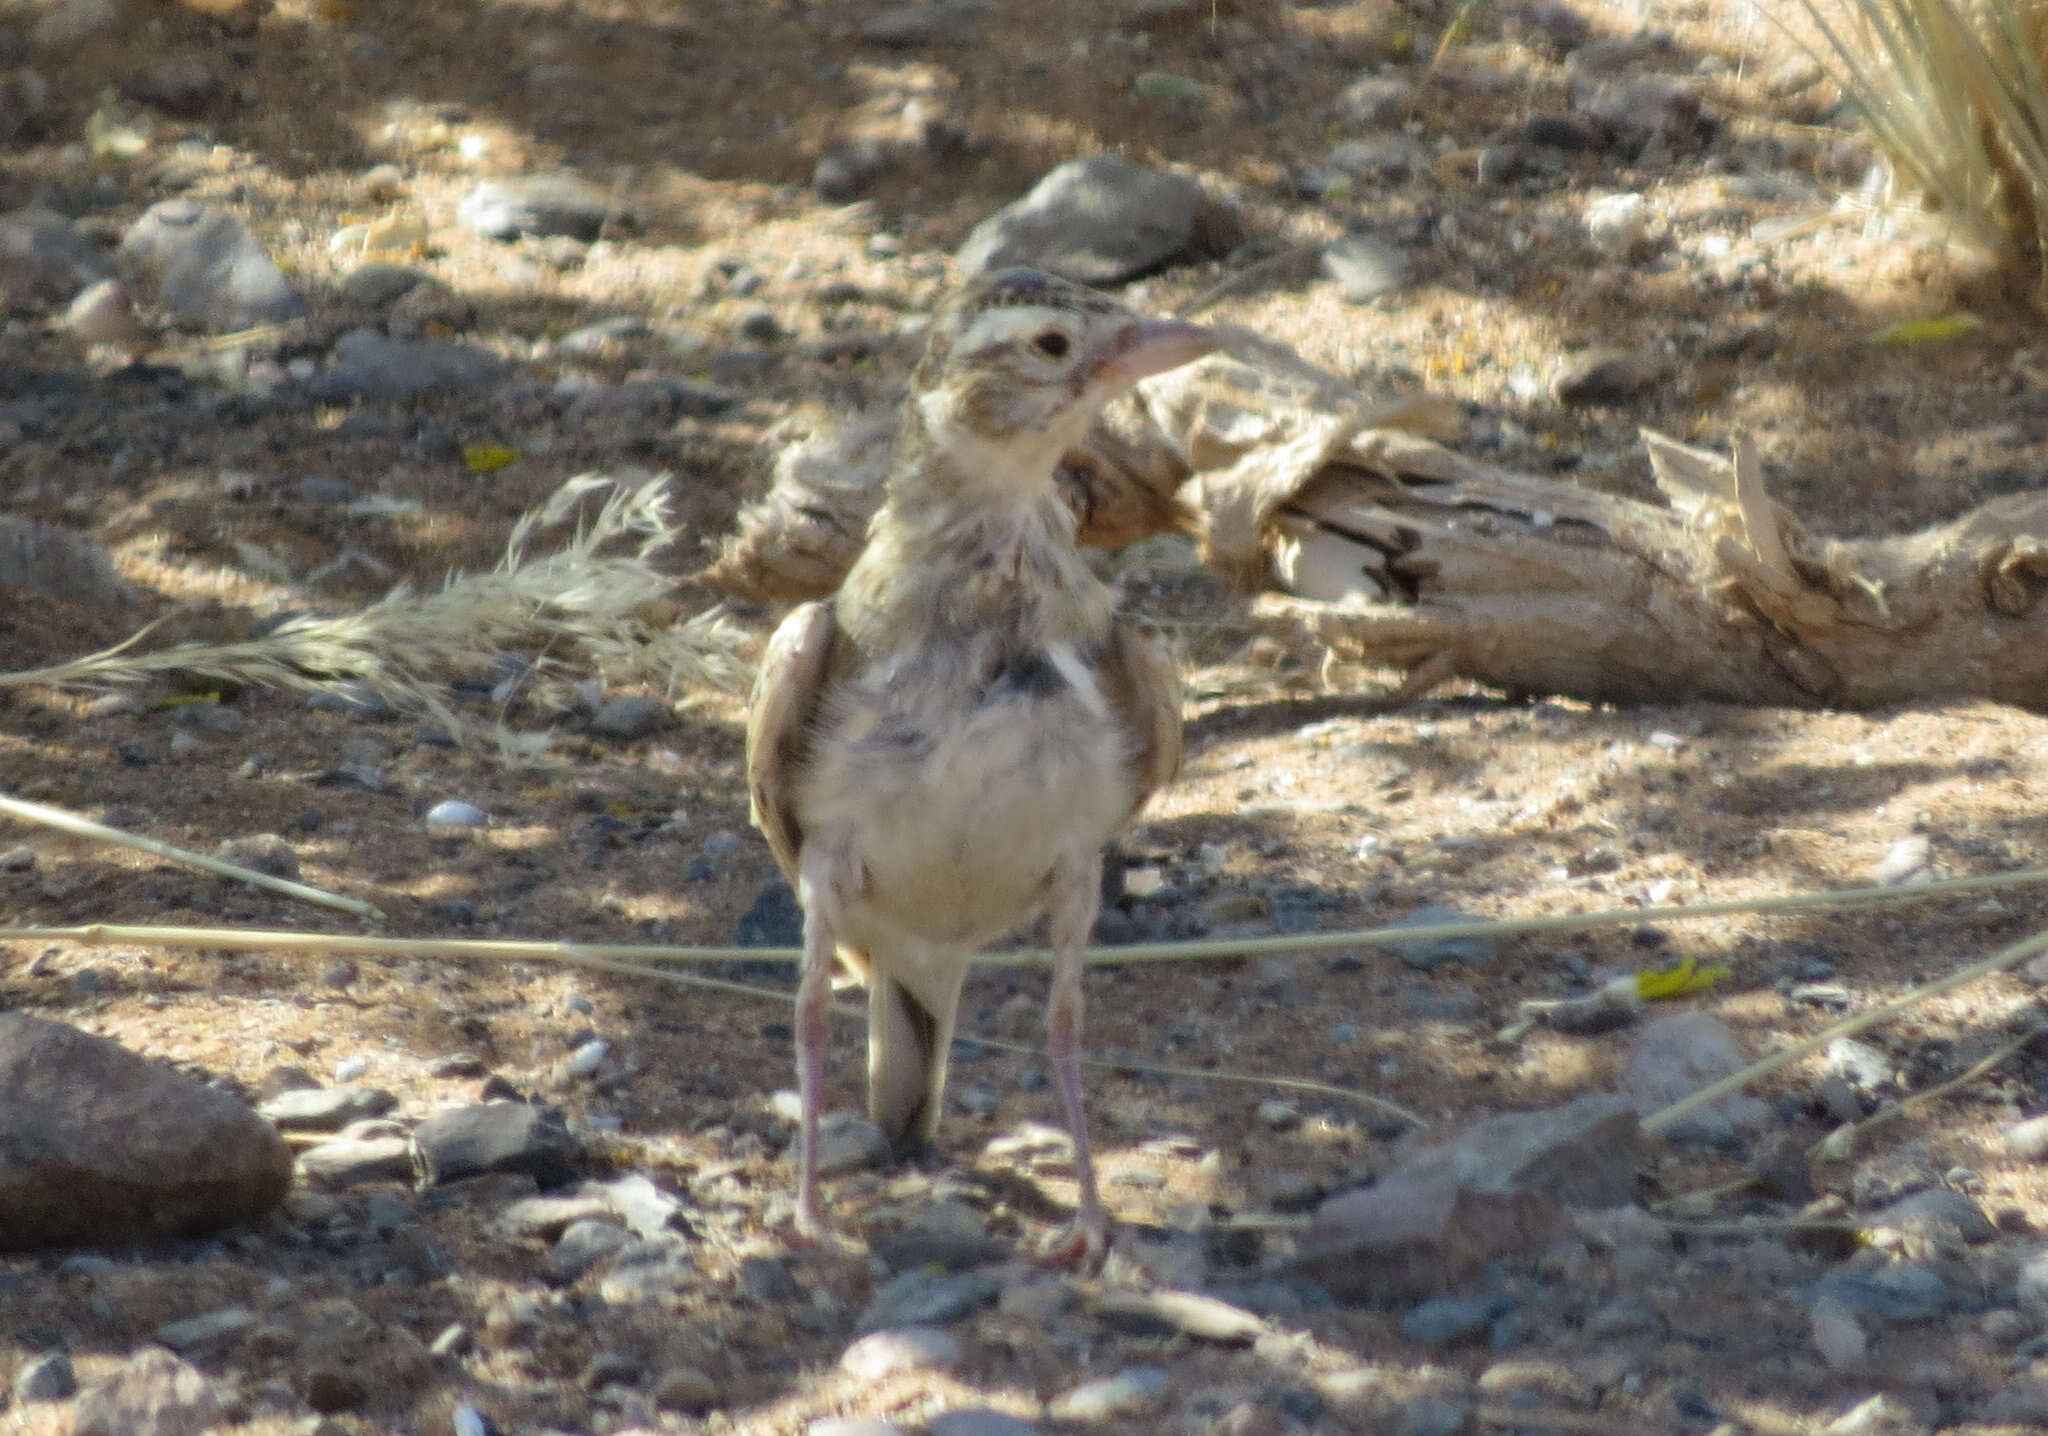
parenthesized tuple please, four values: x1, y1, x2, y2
(6, 0, 2048, 1433)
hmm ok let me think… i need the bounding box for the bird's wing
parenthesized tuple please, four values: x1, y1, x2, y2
(745, 599, 839, 883)
(1101, 619, 1184, 814)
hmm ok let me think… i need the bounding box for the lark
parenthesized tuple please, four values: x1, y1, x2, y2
(746, 267, 1215, 1265)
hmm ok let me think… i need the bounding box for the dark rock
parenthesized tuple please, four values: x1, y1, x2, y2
(1386, 904, 1498, 970)
(307, 330, 513, 403)
(858, 1270, 1000, 1331)
(1809, 1262, 1949, 1323)
(122, 57, 224, 116)
(589, 694, 666, 740)
(0, 1012, 291, 1249)
(411, 1102, 580, 1187)
(0, 207, 117, 306)
(957, 155, 1207, 285)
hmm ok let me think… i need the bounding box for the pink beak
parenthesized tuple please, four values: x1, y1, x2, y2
(1091, 317, 1220, 393)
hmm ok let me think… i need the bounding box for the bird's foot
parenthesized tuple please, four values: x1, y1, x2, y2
(1037, 1210, 1110, 1272)
(788, 1202, 857, 1258)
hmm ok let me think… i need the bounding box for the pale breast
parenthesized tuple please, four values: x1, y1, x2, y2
(796, 640, 1136, 949)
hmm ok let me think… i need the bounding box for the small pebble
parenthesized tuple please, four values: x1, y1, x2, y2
(839, 1326, 962, 1379)
(1048, 1366, 1170, 1422)
(425, 799, 489, 829)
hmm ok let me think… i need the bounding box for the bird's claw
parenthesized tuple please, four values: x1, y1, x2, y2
(1037, 1211, 1110, 1272)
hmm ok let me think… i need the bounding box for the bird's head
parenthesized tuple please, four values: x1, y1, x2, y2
(905, 268, 1218, 492)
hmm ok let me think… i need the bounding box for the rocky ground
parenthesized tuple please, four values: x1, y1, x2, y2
(7, 0, 2048, 1434)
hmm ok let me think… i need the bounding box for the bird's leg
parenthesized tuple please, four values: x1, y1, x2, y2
(1042, 848, 1109, 1270)
(793, 837, 856, 1249)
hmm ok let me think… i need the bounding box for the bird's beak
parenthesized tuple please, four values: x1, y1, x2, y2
(1091, 318, 1220, 393)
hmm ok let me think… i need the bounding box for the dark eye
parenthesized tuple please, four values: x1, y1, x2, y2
(1031, 330, 1070, 359)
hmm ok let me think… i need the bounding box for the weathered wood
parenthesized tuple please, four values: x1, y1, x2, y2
(706, 326, 2048, 714)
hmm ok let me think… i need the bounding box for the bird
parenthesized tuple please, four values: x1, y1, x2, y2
(745, 266, 1216, 1265)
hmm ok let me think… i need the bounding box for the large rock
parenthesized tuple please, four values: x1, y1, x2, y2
(956, 154, 1207, 285)
(1621, 1011, 1769, 1146)
(1294, 1094, 1639, 1302)
(70, 1349, 222, 1436)
(0, 207, 116, 307)
(117, 199, 306, 331)
(0, 1013, 292, 1249)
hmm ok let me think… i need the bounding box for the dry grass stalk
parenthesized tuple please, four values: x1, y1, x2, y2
(1795, 0, 2048, 297)
(0, 472, 751, 738)
(0, 794, 382, 918)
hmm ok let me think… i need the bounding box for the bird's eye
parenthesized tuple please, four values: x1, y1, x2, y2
(1031, 330, 1071, 360)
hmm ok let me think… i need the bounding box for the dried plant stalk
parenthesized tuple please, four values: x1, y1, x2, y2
(0, 472, 751, 733)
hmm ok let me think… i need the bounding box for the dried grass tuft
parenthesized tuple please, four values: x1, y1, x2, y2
(0, 471, 751, 739)
(1796, 0, 2048, 299)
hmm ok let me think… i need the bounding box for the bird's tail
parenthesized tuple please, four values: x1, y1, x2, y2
(866, 960, 966, 1155)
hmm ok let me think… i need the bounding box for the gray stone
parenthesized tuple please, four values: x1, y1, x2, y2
(544, 1217, 633, 1283)
(840, 1326, 962, 1379)
(339, 263, 424, 308)
(1048, 1365, 1169, 1422)
(597, 1234, 695, 1303)
(860, 0, 988, 46)
(858, 1270, 1000, 1331)
(258, 1085, 397, 1131)
(1399, 1396, 1470, 1436)
(155, 1304, 257, 1353)
(1331, 75, 1413, 128)
(1866, 1188, 1993, 1247)
(1810, 1262, 1949, 1323)
(425, 799, 489, 829)
(122, 57, 223, 116)
(1387, 904, 1497, 969)
(928, 1413, 1038, 1436)
(1096, 1288, 1264, 1344)
(0, 207, 116, 306)
(1322, 232, 1409, 303)
(31, 0, 117, 48)
(307, 330, 513, 403)
(1623, 1011, 1768, 1146)
(809, 1424, 908, 1436)
(118, 199, 306, 331)
(1850, 1144, 1942, 1208)
(214, 832, 299, 879)
(1554, 348, 1666, 404)
(71, 1349, 222, 1436)
(816, 1111, 891, 1176)
(1317, 133, 1425, 184)
(1402, 1293, 1513, 1347)
(1296, 1094, 1638, 1301)
(296, 1136, 413, 1187)
(458, 173, 621, 242)
(875, 1200, 1004, 1272)
(590, 694, 666, 740)
(1824, 1037, 1894, 1092)
(0, 1013, 291, 1248)
(2016, 1246, 2048, 1316)
(411, 1101, 580, 1187)
(599, 1173, 687, 1237)
(0, 67, 50, 143)
(2006, 1113, 2048, 1161)
(12, 1351, 75, 1402)
(0, 516, 125, 607)
(957, 155, 1206, 285)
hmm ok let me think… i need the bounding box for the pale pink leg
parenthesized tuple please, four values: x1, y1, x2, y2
(794, 839, 855, 1248)
(1043, 849, 1109, 1270)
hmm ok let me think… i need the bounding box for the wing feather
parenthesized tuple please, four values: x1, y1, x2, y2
(744, 600, 839, 882)
(1100, 620, 1183, 817)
